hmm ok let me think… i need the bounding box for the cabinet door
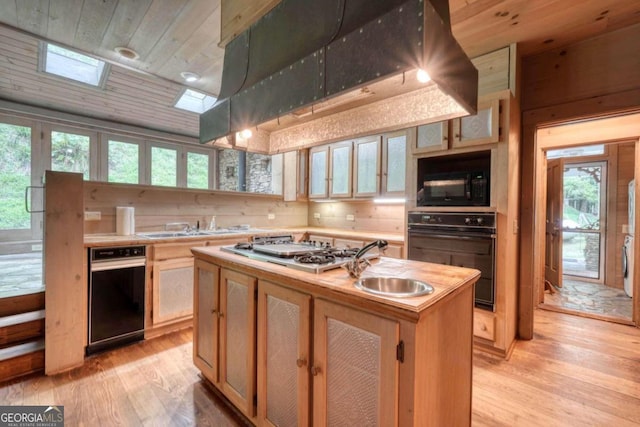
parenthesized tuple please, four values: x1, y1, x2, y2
(313, 299, 399, 427)
(193, 259, 220, 384)
(353, 136, 381, 197)
(414, 121, 448, 153)
(152, 257, 194, 325)
(452, 99, 500, 147)
(381, 130, 407, 196)
(257, 281, 311, 427)
(220, 268, 257, 419)
(329, 141, 353, 198)
(309, 146, 329, 199)
(333, 238, 364, 249)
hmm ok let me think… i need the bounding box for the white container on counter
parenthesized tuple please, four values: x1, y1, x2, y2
(116, 206, 135, 235)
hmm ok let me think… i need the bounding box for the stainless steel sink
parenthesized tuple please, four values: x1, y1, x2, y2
(354, 277, 434, 298)
(137, 230, 226, 239)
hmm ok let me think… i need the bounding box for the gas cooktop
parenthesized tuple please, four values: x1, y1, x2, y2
(221, 235, 378, 274)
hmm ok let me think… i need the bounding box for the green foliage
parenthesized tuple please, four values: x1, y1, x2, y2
(51, 131, 90, 179)
(151, 146, 177, 186)
(108, 140, 139, 183)
(187, 152, 208, 189)
(0, 124, 31, 229)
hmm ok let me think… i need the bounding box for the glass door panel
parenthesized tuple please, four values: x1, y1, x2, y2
(562, 162, 605, 280)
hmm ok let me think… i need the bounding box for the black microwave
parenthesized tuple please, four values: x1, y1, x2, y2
(418, 171, 489, 206)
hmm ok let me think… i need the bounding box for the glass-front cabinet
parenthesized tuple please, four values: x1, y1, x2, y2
(309, 146, 329, 198)
(353, 136, 381, 197)
(414, 121, 448, 153)
(329, 141, 353, 198)
(308, 129, 408, 199)
(452, 99, 500, 148)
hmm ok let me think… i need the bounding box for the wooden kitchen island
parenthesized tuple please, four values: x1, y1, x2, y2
(191, 246, 480, 426)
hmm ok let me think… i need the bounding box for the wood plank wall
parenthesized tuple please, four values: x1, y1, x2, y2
(519, 24, 640, 336)
(307, 201, 404, 234)
(615, 143, 636, 288)
(83, 182, 308, 234)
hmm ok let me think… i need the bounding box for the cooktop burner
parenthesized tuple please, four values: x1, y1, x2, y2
(220, 235, 378, 273)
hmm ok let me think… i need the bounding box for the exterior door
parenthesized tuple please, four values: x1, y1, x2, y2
(545, 158, 564, 292)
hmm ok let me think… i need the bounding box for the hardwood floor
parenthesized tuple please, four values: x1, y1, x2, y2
(1, 310, 638, 426)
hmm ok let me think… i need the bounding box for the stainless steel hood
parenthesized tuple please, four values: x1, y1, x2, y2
(200, 0, 478, 145)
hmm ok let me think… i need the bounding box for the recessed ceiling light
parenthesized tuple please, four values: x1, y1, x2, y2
(180, 71, 200, 82)
(114, 46, 139, 60)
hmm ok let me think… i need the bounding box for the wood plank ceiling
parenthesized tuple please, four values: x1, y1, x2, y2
(0, 0, 639, 139)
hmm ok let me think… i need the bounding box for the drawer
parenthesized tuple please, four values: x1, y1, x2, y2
(334, 238, 364, 249)
(473, 309, 495, 341)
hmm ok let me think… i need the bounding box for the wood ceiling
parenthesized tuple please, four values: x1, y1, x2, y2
(0, 0, 639, 138)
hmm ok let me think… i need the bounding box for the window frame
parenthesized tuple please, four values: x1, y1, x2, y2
(100, 133, 146, 185)
(43, 124, 98, 181)
(146, 141, 180, 188)
(38, 41, 110, 89)
(184, 146, 216, 190)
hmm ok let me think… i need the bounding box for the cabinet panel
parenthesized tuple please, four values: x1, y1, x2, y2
(257, 281, 311, 427)
(309, 146, 329, 198)
(152, 258, 194, 324)
(452, 99, 500, 147)
(354, 136, 381, 197)
(382, 131, 407, 195)
(329, 141, 353, 198)
(220, 268, 257, 418)
(473, 309, 496, 341)
(383, 244, 403, 259)
(414, 121, 448, 153)
(333, 238, 364, 249)
(313, 299, 399, 426)
(193, 259, 219, 384)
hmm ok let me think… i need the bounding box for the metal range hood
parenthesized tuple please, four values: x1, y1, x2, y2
(200, 0, 478, 145)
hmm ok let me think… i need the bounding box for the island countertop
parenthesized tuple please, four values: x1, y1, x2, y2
(191, 245, 480, 322)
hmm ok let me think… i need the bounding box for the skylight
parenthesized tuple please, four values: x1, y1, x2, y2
(41, 43, 109, 87)
(174, 89, 217, 114)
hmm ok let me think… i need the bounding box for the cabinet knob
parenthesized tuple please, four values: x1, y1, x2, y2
(481, 325, 487, 331)
(311, 366, 321, 376)
(211, 309, 217, 315)
(218, 312, 224, 318)
(296, 358, 307, 368)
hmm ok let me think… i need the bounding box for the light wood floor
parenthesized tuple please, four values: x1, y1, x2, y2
(1, 309, 639, 426)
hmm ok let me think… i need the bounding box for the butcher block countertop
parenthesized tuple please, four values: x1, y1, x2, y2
(84, 227, 404, 247)
(191, 245, 479, 321)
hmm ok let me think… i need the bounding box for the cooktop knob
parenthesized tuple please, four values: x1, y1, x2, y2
(464, 217, 472, 225)
(476, 217, 484, 225)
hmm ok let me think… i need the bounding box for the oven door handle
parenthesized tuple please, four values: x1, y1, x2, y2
(91, 258, 146, 271)
(408, 231, 497, 240)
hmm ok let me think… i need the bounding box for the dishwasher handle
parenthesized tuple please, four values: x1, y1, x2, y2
(91, 257, 146, 272)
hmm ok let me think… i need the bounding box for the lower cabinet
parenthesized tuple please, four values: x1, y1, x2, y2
(152, 257, 194, 324)
(194, 262, 472, 426)
(312, 298, 399, 426)
(257, 281, 311, 427)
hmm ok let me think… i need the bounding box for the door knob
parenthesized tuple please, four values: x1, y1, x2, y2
(296, 358, 307, 368)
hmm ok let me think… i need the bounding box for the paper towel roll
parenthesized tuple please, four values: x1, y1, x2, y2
(116, 207, 135, 235)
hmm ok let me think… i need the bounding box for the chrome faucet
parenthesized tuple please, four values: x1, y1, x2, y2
(343, 240, 388, 278)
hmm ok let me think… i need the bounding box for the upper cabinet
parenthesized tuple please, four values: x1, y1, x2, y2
(415, 121, 449, 153)
(309, 130, 408, 200)
(452, 99, 500, 148)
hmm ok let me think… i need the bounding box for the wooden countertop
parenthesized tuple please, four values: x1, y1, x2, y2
(84, 227, 404, 247)
(191, 245, 479, 321)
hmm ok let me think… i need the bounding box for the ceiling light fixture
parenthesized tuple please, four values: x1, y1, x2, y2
(180, 71, 201, 82)
(114, 46, 139, 60)
(236, 129, 252, 140)
(416, 69, 431, 83)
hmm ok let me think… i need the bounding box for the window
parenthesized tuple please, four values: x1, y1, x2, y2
(174, 89, 217, 114)
(217, 149, 282, 194)
(0, 122, 32, 231)
(547, 144, 605, 159)
(51, 131, 91, 180)
(108, 139, 140, 184)
(187, 152, 210, 189)
(40, 43, 109, 88)
(150, 145, 177, 187)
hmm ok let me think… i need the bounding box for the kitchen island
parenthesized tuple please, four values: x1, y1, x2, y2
(191, 245, 480, 426)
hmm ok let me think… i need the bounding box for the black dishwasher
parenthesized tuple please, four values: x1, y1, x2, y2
(87, 246, 146, 355)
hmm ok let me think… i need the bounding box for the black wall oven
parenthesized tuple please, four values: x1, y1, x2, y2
(407, 212, 496, 311)
(88, 246, 146, 354)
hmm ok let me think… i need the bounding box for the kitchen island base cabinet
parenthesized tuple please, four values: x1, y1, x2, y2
(257, 281, 311, 427)
(313, 299, 399, 426)
(193, 260, 220, 384)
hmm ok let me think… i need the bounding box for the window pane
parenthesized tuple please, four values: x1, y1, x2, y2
(563, 164, 601, 230)
(218, 149, 240, 191)
(51, 131, 90, 180)
(357, 141, 378, 194)
(151, 146, 177, 187)
(187, 152, 209, 189)
(386, 135, 406, 192)
(247, 152, 273, 194)
(108, 140, 139, 184)
(547, 144, 605, 159)
(0, 123, 31, 230)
